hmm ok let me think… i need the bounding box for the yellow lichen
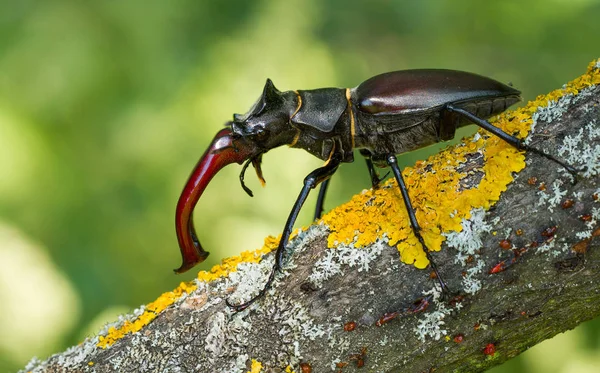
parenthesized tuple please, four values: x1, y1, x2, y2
(248, 359, 263, 373)
(321, 121, 525, 267)
(94, 58, 600, 350)
(95, 233, 288, 349)
(96, 280, 198, 348)
(197, 234, 283, 282)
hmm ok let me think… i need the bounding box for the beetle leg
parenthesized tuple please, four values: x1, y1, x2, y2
(313, 178, 330, 221)
(227, 152, 343, 311)
(446, 104, 580, 183)
(313, 153, 391, 221)
(365, 157, 390, 189)
(386, 154, 451, 296)
(360, 149, 389, 188)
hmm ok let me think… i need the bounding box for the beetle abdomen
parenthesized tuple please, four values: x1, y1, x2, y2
(354, 69, 520, 115)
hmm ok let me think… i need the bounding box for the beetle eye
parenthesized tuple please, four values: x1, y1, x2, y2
(254, 128, 269, 140)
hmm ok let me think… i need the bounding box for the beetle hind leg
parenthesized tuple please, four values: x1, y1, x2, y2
(446, 104, 580, 183)
(386, 154, 452, 297)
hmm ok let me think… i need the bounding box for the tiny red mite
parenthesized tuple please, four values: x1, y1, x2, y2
(483, 343, 496, 356)
(449, 295, 465, 307)
(376, 312, 399, 327)
(349, 347, 367, 368)
(344, 321, 357, 332)
(412, 297, 430, 313)
(300, 362, 312, 373)
(572, 238, 590, 254)
(490, 260, 507, 274)
(499, 239, 511, 249)
(541, 226, 558, 238)
(513, 247, 526, 258)
(581, 214, 593, 222)
(453, 334, 464, 343)
(561, 199, 575, 209)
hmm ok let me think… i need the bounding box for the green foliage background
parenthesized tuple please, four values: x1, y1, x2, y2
(0, 1, 599, 371)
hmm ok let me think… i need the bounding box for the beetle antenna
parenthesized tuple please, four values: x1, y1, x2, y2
(239, 159, 254, 197)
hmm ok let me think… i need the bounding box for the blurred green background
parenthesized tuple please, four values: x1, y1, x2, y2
(0, 1, 599, 371)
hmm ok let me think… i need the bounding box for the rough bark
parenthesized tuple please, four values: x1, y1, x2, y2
(22, 66, 600, 373)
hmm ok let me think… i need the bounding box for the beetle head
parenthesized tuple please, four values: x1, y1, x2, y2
(174, 79, 298, 273)
(231, 79, 298, 152)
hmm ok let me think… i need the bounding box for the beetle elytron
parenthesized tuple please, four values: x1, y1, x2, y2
(175, 69, 577, 311)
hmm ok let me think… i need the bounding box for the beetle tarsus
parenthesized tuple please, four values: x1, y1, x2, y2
(520, 146, 581, 184)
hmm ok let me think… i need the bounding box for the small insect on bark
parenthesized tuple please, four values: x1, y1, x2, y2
(174, 69, 579, 311)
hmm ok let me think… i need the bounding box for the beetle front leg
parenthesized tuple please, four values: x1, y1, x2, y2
(227, 152, 343, 311)
(386, 154, 451, 296)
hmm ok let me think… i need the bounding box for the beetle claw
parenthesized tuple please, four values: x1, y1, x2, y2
(175, 128, 258, 273)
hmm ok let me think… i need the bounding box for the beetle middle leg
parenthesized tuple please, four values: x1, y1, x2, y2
(314, 178, 331, 221)
(362, 149, 390, 189)
(227, 152, 343, 311)
(386, 154, 451, 296)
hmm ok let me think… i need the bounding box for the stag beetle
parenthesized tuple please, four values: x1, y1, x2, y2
(175, 69, 577, 311)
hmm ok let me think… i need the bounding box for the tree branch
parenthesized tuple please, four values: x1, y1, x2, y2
(23, 60, 600, 373)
